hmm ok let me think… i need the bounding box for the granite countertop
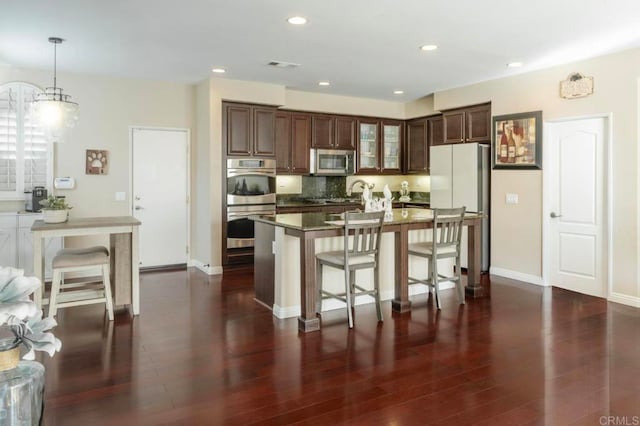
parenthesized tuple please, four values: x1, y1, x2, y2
(253, 208, 482, 232)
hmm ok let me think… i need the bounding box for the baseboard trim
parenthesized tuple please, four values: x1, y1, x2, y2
(608, 292, 640, 308)
(273, 304, 300, 319)
(490, 267, 545, 286)
(188, 260, 223, 275)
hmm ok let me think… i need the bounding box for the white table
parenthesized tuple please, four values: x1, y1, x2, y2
(31, 216, 141, 315)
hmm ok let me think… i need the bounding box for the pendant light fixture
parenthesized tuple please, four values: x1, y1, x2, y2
(31, 37, 79, 143)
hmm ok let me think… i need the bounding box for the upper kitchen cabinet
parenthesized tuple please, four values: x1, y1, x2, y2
(428, 115, 444, 146)
(275, 111, 311, 174)
(357, 119, 379, 173)
(357, 119, 403, 174)
(442, 103, 491, 145)
(334, 116, 356, 150)
(311, 114, 334, 149)
(224, 102, 276, 157)
(381, 120, 403, 174)
(311, 114, 356, 150)
(405, 117, 428, 174)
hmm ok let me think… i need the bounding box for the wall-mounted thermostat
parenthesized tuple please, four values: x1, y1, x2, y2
(54, 177, 75, 189)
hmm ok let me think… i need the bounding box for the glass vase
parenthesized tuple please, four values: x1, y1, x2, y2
(0, 340, 44, 426)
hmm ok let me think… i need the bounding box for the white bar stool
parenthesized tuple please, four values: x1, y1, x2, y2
(48, 246, 115, 321)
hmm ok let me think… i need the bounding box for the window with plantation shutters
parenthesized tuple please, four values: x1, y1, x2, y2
(0, 82, 52, 199)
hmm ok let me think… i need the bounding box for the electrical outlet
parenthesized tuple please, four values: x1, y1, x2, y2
(506, 193, 519, 204)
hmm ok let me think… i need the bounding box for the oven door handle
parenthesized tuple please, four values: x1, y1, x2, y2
(227, 169, 275, 178)
(227, 211, 275, 221)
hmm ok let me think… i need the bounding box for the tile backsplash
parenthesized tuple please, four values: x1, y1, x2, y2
(276, 175, 430, 201)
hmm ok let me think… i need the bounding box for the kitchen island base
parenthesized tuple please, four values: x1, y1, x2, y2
(253, 209, 486, 332)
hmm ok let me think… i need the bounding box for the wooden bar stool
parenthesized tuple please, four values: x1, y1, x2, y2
(48, 246, 114, 320)
(408, 207, 466, 309)
(316, 211, 385, 328)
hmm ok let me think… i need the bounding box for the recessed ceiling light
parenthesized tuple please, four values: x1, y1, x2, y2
(287, 16, 307, 25)
(393, 90, 404, 95)
(420, 44, 438, 51)
(318, 81, 330, 86)
(507, 62, 523, 68)
(211, 68, 226, 74)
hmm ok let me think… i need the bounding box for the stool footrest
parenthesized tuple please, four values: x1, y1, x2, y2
(56, 289, 106, 305)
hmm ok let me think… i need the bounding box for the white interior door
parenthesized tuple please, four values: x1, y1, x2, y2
(546, 118, 606, 297)
(132, 128, 189, 267)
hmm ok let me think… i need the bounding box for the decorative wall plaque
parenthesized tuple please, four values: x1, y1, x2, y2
(86, 149, 109, 175)
(560, 72, 594, 99)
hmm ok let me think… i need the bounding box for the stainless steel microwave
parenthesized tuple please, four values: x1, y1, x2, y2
(310, 149, 355, 175)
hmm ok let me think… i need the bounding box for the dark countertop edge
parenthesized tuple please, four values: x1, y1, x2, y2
(276, 201, 362, 208)
(252, 208, 483, 232)
(277, 200, 429, 208)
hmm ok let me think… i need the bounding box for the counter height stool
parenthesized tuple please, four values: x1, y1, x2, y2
(48, 246, 114, 320)
(408, 207, 466, 310)
(316, 211, 385, 328)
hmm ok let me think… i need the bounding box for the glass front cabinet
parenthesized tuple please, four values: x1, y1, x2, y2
(382, 121, 402, 172)
(357, 119, 403, 174)
(358, 120, 379, 173)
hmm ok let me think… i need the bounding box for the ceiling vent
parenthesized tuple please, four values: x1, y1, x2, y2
(267, 60, 301, 69)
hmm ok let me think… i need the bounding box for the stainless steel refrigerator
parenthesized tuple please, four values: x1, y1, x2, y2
(430, 143, 489, 271)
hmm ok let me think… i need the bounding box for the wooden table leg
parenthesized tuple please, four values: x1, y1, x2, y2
(298, 234, 320, 333)
(465, 220, 485, 297)
(32, 232, 44, 310)
(131, 227, 140, 315)
(392, 224, 412, 313)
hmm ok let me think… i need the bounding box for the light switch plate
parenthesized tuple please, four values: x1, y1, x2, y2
(115, 192, 126, 201)
(506, 193, 519, 204)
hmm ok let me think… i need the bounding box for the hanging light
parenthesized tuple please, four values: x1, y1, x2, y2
(31, 37, 79, 143)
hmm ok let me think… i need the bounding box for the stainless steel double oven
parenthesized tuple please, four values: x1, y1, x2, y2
(226, 158, 276, 249)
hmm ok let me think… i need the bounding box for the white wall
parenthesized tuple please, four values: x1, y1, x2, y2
(435, 47, 640, 300)
(0, 65, 195, 247)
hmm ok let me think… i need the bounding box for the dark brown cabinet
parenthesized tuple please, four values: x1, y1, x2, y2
(276, 111, 311, 174)
(465, 104, 491, 143)
(224, 102, 276, 157)
(311, 114, 334, 149)
(443, 109, 465, 144)
(275, 112, 291, 173)
(334, 116, 356, 150)
(429, 116, 444, 146)
(442, 103, 491, 145)
(311, 114, 356, 150)
(405, 118, 428, 174)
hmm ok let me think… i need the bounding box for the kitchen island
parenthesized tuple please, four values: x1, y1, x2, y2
(253, 208, 486, 332)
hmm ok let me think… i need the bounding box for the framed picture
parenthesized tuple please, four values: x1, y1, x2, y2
(492, 111, 542, 170)
(86, 149, 109, 175)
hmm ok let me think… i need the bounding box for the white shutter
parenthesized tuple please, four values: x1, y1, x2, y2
(0, 86, 18, 192)
(22, 86, 49, 191)
(0, 83, 51, 197)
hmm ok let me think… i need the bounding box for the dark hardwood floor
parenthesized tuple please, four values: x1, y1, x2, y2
(40, 268, 640, 425)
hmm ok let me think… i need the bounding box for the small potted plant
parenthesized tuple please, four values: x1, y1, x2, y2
(39, 195, 72, 224)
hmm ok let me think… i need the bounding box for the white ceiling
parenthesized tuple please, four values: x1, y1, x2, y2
(1, 0, 640, 101)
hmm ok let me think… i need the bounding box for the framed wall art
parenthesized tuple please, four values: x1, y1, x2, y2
(86, 149, 109, 175)
(492, 111, 542, 170)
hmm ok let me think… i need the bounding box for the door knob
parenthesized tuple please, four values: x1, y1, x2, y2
(135, 206, 145, 210)
(550, 212, 562, 218)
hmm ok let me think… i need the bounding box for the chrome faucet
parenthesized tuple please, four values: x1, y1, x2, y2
(347, 179, 375, 196)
